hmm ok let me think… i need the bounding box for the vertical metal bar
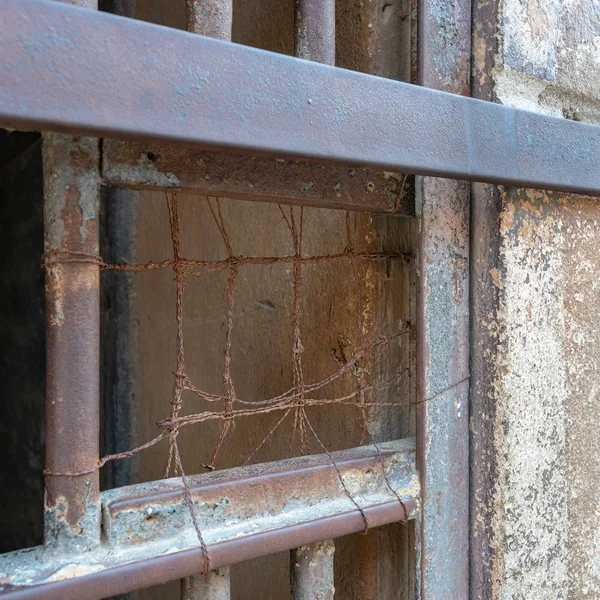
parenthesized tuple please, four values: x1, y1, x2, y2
(294, 0, 335, 64)
(99, 0, 139, 495)
(183, 1, 233, 595)
(416, 0, 470, 597)
(291, 5, 336, 598)
(182, 568, 231, 600)
(43, 134, 101, 550)
(187, 0, 233, 39)
(43, 0, 101, 553)
(470, 2, 501, 597)
(291, 540, 335, 600)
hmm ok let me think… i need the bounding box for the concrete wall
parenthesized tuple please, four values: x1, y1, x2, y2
(131, 1, 416, 599)
(471, 1, 600, 598)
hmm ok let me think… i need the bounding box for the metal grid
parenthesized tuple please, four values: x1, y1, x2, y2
(0, 0, 599, 598)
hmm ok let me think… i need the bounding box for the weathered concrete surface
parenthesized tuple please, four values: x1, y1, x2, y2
(494, 0, 600, 124)
(471, 0, 600, 598)
(478, 189, 600, 600)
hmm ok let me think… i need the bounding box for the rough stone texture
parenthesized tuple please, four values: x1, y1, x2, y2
(492, 189, 570, 599)
(471, 0, 600, 598)
(495, 0, 600, 124)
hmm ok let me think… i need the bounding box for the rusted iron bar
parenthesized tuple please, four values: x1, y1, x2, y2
(295, 0, 335, 64)
(287, 8, 336, 599)
(182, 2, 234, 596)
(469, 0, 503, 596)
(101, 141, 412, 214)
(186, 0, 232, 39)
(43, 130, 102, 554)
(44, 133, 101, 551)
(291, 541, 335, 600)
(0, 439, 417, 599)
(101, 0, 409, 217)
(416, 0, 470, 597)
(288, 8, 337, 600)
(182, 568, 230, 600)
(2, 1, 600, 197)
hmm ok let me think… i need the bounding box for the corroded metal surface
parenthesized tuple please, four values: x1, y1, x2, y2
(416, 0, 470, 597)
(0, 439, 418, 599)
(470, 1, 501, 597)
(186, 0, 232, 40)
(295, 0, 335, 64)
(101, 140, 413, 214)
(43, 133, 101, 551)
(1, 0, 600, 196)
(291, 541, 335, 600)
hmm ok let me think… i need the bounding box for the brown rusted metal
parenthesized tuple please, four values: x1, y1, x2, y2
(416, 0, 471, 597)
(186, 0, 232, 40)
(0, 439, 418, 599)
(469, 1, 502, 597)
(3, 0, 600, 196)
(99, 2, 413, 219)
(42, 0, 101, 559)
(43, 132, 101, 551)
(291, 541, 335, 600)
(182, 568, 230, 600)
(295, 0, 335, 65)
(101, 140, 412, 214)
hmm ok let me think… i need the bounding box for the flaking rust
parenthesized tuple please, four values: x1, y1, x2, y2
(101, 140, 414, 215)
(43, 133, 102, 551)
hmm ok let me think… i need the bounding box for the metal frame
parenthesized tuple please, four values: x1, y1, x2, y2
(416, 0, 471, 596)
(101, 140, 414, 215)
(1, 0, 599, 598)
(0, 440, 417, 599)
(2, 0, 600, 197)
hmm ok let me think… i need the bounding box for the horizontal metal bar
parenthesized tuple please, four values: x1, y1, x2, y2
(1, 1, 600, 196)
(101, 140, 413, 213)
(0, 439, 417, 599)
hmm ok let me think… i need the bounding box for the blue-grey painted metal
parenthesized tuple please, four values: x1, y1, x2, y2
(416, 0, 470, 597)
(0, 0, 600, 196)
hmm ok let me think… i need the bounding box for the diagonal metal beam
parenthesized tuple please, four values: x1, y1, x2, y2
(1, 0, 599, 196)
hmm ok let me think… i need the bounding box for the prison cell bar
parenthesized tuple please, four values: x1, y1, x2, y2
(42, 0, 102, 573)
(1, 0, 600, 598)
(0, 440, 417, 599)
(294, 0, 335, 65)
(415, 0, 470, 596)
(290, 3, 337, 598)
(291, 540, 336, 600)
(183, 1, 233, 596)
(2, 0, 600, 197)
